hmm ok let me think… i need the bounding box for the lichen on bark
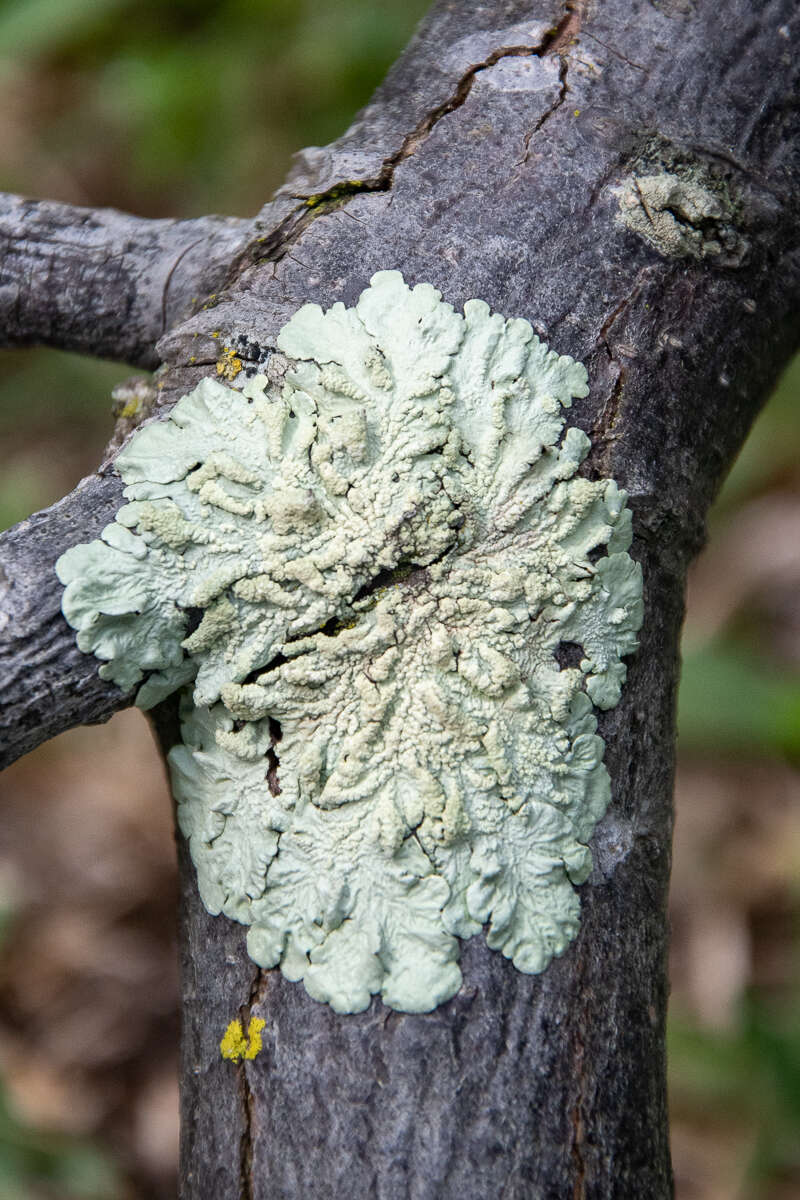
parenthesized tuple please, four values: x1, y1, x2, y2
(57, 271, 643, 1013)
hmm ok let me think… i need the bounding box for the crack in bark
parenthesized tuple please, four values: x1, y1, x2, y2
(239, 1, 586, 277)
(598, 274, 647, 357)
(381, 43, 544, 174)
(579, 28, 646, 71)
(237, 966, 267, 1200)
(593, 365, 628, 472)
(570, 1026, 588, 1199)
(238, 1063, 256, 1200)
(589, 266, 655, 472)
(586, 156, 626, 210)
(546, 0, 588, 56)
(517, 57, 571, 167)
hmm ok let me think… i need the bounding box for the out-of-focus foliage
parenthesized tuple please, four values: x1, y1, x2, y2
(671, 351, 800, 1200)
(679, 358, 800, 758)
(669, 1000, 800, 1200)
(678, 645, 800, 758)
(0, 1075, 119, 1200)
(0, 0, 798, 1197)
(0, 350, 132, 530)
(0, 712, 180, 1200)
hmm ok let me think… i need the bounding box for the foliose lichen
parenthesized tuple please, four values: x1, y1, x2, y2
(613, 169, 747, 265)
(57, 271, 643, 1014)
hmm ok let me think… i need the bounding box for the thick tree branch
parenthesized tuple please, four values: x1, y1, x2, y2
(1, 0, 799, 1196)
(0, 194, 253, 366)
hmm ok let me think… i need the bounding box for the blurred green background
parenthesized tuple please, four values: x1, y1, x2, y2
(0, 2, 798, 1197)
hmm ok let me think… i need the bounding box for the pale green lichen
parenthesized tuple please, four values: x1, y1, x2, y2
(613, 171, 747, 263)
(57, 271, 643, 1014)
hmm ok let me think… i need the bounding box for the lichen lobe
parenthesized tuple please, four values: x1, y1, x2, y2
(56, 271, 643, 1015)
(613, 170, 747, 264)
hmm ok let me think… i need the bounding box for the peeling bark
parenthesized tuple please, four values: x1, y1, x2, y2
(1, 0, 799, 1196)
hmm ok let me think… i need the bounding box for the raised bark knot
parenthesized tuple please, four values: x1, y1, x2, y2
(56, 271, 643, 1014)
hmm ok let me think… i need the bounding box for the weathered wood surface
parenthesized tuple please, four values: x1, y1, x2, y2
(1, 0, 799, 1195)
(0, 195, 251, 367)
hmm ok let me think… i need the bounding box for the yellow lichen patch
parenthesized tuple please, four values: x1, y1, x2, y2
(220, 1016, 266, 1062)
(216, 345, 243, 381)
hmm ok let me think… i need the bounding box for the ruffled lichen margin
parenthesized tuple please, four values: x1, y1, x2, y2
(56, 271, 643, 1014)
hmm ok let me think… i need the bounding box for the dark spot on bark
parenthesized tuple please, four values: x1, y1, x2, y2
(555, 641, 584, 669)
(184, 605, 204, 636)
(243, 651, 287, 683)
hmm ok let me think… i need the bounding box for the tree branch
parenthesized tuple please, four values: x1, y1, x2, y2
(0, 194, 253, 367)
(1, 0, 799, 1195)
(0, 472, 125, 765)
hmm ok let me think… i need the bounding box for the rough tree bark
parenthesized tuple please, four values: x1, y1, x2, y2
(0, 196, 251, 367)
(1, 0, 799, 1196)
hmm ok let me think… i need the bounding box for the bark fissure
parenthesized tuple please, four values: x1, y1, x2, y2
(242, 2, 584, 274)
(569, 1032, 588, 1200)
(236, 967, 267, 1200)
(579, 27, 646, 72)
(239, 1063, 256, 1200)
(380, 40, 549, 173)
(519, 57, 571, 165)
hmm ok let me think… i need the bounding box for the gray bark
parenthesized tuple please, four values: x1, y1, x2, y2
(0, 194, 252, 367)
(0, 474, 125, 765)
(1, 0, 800, 1196)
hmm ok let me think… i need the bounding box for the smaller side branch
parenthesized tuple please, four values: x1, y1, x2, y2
(0, 194, 253, 368)
(0, 473, 130, 768)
